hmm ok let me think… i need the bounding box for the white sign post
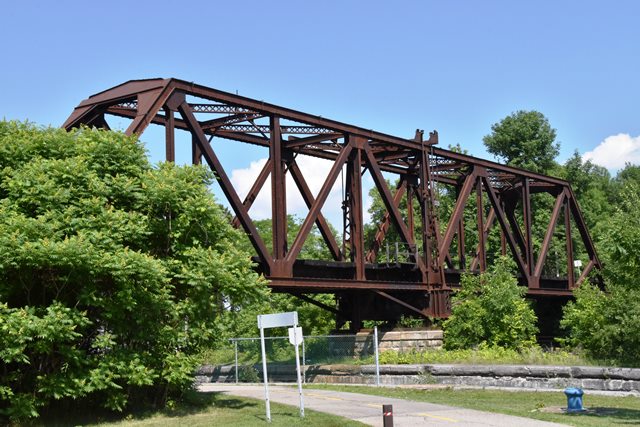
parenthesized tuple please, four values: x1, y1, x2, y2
(288, 326, 304, 418)
(257, 312, 305, 422)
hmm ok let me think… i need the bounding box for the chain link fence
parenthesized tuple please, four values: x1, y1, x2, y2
(200, 328, 442, 385)
(226, 329, 381, 384)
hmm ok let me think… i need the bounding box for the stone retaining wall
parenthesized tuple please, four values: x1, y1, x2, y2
(358, 329, 443, 352)
(197, 363, 640, 393)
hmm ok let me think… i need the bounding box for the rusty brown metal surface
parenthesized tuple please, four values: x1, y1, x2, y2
(63, 78, 602, 327)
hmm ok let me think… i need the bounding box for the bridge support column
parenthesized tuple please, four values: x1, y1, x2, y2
(345, 137, 366, 280)
(271, 116, 287, 263)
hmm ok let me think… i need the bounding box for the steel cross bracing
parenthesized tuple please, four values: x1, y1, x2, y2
(63, 78, 601, 328)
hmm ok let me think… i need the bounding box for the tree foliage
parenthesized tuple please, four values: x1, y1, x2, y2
(560, 152, 612, 230)
(560, 179, 640, 364)
(593, 181, 640, 286)
(363, 179, 418, 261)
(483, 110, 559, 174)
(0, 121, 265, 421)
(443, 258, 538, 350)
(252, 215, 338, 262)
(560, 284, 640, 366)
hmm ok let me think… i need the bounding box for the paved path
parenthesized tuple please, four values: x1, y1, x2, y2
(199, 384, 568, 426)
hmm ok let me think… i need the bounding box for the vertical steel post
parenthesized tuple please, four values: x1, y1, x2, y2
(374, 326, 380, 386)
(457, 216, 466, 269)
(347, 139, 365, 280)
(270, 116, 287, 269)
(191, 134, 201, 165)
(522, 178, 534, 279)
(164, 107, 175, 162)
(407, 182, 415, 245)
(419, 139, 432, 274)
(302, 339, 306, 384)
(565, 198, 575, 288)
(234, 339, 239, 384)
(476, 179, 486, 271)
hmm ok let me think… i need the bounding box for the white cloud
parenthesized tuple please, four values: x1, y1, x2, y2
(230, 155, 351, 227)
(583, 133, 640, 170)
(229, 158, 271, 219)
(362, 175, 374, 225)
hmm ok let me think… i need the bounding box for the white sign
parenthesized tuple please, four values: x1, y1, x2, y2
(288, 326, 303, 346)
(257, 312, 304, 422)
(258, 311, 298, 329)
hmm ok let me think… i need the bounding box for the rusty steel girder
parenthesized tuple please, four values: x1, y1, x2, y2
(63, 78, 601, 328)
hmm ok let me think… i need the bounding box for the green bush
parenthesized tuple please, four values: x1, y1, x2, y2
(560, 283, 640, 366)
(443, 257, 538, 350)
(0, 122, 266, 421)
(237, 365, 260, 383)
(560, 182, 640, 366)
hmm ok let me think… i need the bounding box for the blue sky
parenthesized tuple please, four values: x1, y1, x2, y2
(2, 1, 639, 224)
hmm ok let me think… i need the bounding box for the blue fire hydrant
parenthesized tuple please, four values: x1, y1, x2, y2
(564, 387, 585, 412)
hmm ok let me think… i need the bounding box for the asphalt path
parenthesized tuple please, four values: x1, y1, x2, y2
(199, 384, 569, 426)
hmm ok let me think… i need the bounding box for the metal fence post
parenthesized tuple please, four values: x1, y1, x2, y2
(234, 339, 239, 384)
(302, 339, 306, 384)
(374, 326, 380, 386)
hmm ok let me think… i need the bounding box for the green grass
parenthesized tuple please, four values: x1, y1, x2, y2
(29, 392, 365, 427)
(310, 384, 640, 427)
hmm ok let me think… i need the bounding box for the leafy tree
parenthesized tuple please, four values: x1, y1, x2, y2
(593, 181, 640, 286)
(560, 152, 612, 230)
(608, 163, 640, 208)
(0, 121, 265, 421)
(560, 283, 640, 366)
(252, 215, 338, 261)
(614, 162, 640, 186)
(443, 257, 538, 350)
(363, 178, 427, 263)
(364, 179, 402, 259)
(561, 181, 640, 365)
(483, 110, 559, 174)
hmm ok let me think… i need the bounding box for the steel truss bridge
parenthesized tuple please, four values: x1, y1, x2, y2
(63, 78, 601, 332)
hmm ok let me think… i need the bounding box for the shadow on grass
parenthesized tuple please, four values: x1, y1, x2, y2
(250, 410, 307, 423)
(573, 407, 640, 424)
(163, 390, 256, 418)
(199, 392, 306, 424)
(33, 391, 256, 426)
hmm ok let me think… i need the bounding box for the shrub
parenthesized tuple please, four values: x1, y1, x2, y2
(0, 122, 266, 421)
(560, 182, 640, 366)
(237, 365, 260, 383)
(560, 283, 640, 366)
(443, 257, 538, 350)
